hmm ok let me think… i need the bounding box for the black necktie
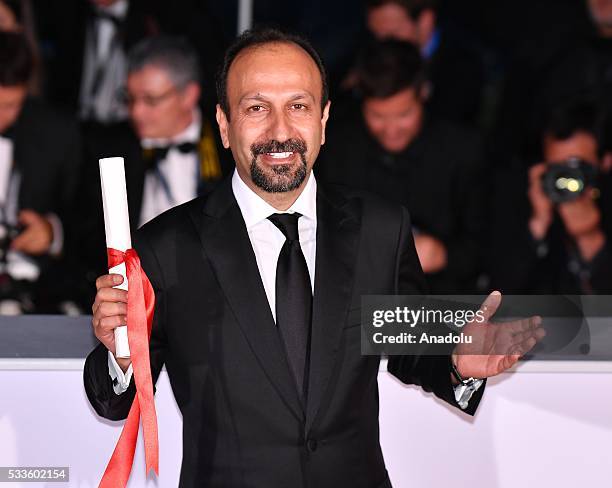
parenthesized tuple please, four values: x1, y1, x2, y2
(268, 213, 313, 404)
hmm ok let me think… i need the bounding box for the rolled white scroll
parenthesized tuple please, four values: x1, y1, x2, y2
(99, 157, 131, 358)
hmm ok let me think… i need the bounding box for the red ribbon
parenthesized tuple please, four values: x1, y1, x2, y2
(99, 248, 159, 487)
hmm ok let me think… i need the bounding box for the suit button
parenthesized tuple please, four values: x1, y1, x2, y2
(306, 439, 318, 452)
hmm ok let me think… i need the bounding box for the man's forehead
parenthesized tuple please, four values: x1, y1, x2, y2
(227, 42, 322, 97)
(545, 132, 599, 158)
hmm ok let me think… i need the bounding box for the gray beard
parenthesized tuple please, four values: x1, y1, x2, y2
(250, 153, 308, 193)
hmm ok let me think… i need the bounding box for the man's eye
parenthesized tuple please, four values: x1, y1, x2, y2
(248, 105, 264, 112)
(292, 103, 307, 110)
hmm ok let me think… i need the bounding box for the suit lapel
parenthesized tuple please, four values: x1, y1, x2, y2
(305, 185, 361, 432)
(188, 179, 304, 421)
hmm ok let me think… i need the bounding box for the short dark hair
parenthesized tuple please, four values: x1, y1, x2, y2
(216, 28, 328, 119)
(543, 100, 603, 143)
(0, 31, 33, 87)
(354, 39, 426, 100)
(128, 36, 200, 89)
(366, 0, 438, 19)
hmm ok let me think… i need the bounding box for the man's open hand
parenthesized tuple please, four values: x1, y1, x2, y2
(452, 291, 546, 379)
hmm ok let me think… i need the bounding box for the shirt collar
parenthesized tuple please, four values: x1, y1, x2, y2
(231, 169, 317, 229)
(141, 109, 201, 149)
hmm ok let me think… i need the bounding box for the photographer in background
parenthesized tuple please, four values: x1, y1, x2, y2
(489, 100, 612, 293)
(0, 31, 81, 313)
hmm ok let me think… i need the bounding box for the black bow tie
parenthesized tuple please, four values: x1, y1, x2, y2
(144, 141, 198, 169)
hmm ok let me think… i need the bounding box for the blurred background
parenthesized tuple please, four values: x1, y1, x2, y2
(0, 0, 611, 316)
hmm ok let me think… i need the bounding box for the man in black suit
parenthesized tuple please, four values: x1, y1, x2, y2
(0, 31, 81, 313)
(39, 0, 228, 122)
(364, 0, 485, 126)
(76, 36, 232, 306)
(84, 29, 544, 487)
(318, 40, 487, 293)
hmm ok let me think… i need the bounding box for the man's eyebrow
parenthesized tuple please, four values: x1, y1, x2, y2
(239, 93, 269, 104)
(287, 93, 315, 102)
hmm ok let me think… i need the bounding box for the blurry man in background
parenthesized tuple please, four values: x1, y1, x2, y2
(364, 0, 484, 126)
(0, 31, 81, 313)
(43, 0, 161, 124)
(76, 36, 232, 305)
(489, 100, 612, 293)
(317, 40, 486, 293)
(39, 0, 227, 122)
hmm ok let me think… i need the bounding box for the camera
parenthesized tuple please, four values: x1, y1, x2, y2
(541, 157, 598, 203)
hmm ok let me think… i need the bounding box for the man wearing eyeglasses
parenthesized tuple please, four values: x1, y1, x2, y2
(76, 36, 232, 305)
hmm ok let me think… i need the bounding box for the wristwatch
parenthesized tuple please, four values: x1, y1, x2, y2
(450, 356, 477, 386)
(450, 356, 484, 409)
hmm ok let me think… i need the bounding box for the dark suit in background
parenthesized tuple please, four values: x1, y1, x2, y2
(37, 0, 228, 119)
(317, 111, 487, 293)
(3, 97, 81, 311)
(425, 30, 486, 127)
(83, 178, 486, 487)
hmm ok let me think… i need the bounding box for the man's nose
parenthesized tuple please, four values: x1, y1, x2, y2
(267, 110, 293, 142)
(129, 102, 147, 123)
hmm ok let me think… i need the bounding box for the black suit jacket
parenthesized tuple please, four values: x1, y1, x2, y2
(83, 178, 486, 487)
(8, 98, 80, 223)
(2, 98, 81, 310)
(426, 33, 486, 127)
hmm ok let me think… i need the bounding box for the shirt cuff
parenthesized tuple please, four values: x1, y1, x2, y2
(453, 378, 484, 410)
(46, 213, 63, 257)
(107, 350, 133, 395)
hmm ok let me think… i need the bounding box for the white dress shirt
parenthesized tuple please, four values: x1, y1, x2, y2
(231, 168, 317, 319)
(109, 170, 481, 408)
(138, 112, 201, 227)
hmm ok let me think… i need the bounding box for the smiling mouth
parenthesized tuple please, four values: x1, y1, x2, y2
(259, 151, 299, 164)
(267, 152, 294, 159)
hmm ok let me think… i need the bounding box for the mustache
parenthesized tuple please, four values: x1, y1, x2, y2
(251, 139, 307, 157)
